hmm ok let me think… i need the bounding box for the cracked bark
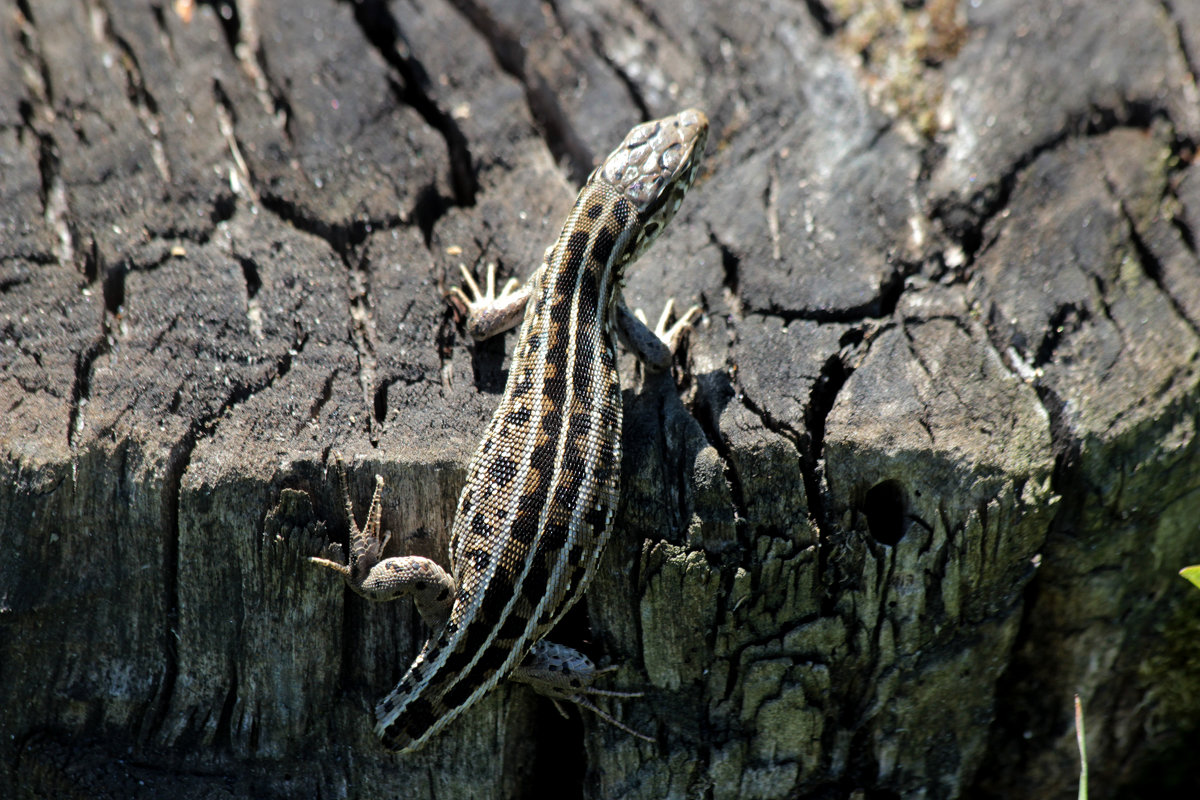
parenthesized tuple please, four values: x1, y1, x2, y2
(3, 1, 1200, 799)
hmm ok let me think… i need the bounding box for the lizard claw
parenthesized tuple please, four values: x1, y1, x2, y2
(450, 263, 520, 316)
(311, 453, 388, 581)
(449, 262, 531, 341)
(633, 298, 703, 358)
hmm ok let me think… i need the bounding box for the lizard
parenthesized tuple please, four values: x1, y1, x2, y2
(311, 108, 709, 752)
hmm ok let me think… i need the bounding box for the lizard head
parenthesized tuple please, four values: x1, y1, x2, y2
(597, 108, 709, 264)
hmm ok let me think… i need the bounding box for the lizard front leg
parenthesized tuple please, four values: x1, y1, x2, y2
(453, 260, 701, 365)
(449, 259, 540, 341)
(616, 295, 702, 372)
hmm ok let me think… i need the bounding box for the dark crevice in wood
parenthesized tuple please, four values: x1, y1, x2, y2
(834, 546, 901, 792)
(241, 332, 307, 412)
(691, 370, 749, 534)
(346, 0, 478, 207)
(206, 0, 293, 139)
(666, 395, 695, 541)
(1082, 99, 1163, 138)
(839, 326, 865, 350)
(0, 274, 30, 293)
(374, 363, 430, 429)
(14, 0, 74, 270)
(143, 214, 233, 249)
(211, 662, 239, 751)
(876, 263, 908, 318)
(372, 381, 388, 426)
(435, 302, 459, 391)
(1160, 1, 1199, 88)
(708, 225, 740, 299)
(755, 263, 910, 324)
(145, 327, 308, 741)
(623, 0, 669, 42)
(703, 224, 744, 322)
(932, 103, 1168, 268)
(540, 0, 568, 36)
(236, 255, 262, 300)
(930, 126, 1069, 265)
(342, 250, 380, 443)
(862, 480, 906, 545)
(149, 3, 175, 61)
(211, 191, 237, 229)
(584, 27, 651, 119)
(93, 4, 171, 184)
(305, 368, 339, 435)
(522, 605, 590, 798)
(916, 137, 948, 185)
(802, 0, 840, 37)
(35, 130, 69, 267)
(254, 192, 385, 256)
(223, 1, 295, 142)
(802, 352, 850, 539)
(67, 336, 109, 450)
(18, 96, 48, 208)
(1113, 183, 1200, 340)
(208, 79, 269, 225)
(13, 0, 53, 106)
(1035, 381, 1083, 476)
(1088, 271, 1117, 335)
(444, 0, 594, 185)
(208, 0, 244, 57)
(80, 238, 100, 284)
(972, 414, 1080, 798)
(411, 180, 452, 249)
(150, 436, 189, 741)
(102, 19, 158, 118)
(1172, 196, 1198, 254)
(237, 254, 264, 337)
(102, 261, 125, 316)
(525, 693, 586, 800)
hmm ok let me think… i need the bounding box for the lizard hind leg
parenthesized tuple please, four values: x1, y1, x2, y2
(310, 453, 456, 631)
(510, 640, 654, 744)
(616, 297, 703, 372)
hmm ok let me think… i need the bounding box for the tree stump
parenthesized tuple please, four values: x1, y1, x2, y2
(3, 1, 1199, 798)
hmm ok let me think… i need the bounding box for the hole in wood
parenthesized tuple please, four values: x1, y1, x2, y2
(373, 382, 388, 424)
(864, 480, 906, 545)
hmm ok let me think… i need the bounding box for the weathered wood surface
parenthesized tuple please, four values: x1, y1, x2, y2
(3, 0, 1200, 798)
